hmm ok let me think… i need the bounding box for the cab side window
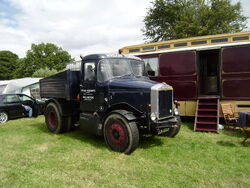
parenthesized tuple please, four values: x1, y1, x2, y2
(84, 62, 96, 81)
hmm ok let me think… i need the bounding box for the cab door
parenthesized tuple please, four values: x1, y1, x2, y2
(80, 62, 97, 112)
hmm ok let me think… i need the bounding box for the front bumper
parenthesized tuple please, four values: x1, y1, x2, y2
(153, 116, 178, 129)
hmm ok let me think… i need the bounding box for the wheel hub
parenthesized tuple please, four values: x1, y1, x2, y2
(48, 112, 56, 128)
(0, 113, 7, 123)
(112, 130, 120, 139)
(109, 123, 126, 146)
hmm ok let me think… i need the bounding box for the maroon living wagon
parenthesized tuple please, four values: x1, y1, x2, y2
(120, 32, 250, 132)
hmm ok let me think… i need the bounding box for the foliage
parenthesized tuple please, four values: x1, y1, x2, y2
(0, 51, 19, 80)
(0, 116, 250, 187)
(14, 43, 73, 78)
(32, 67, 59, 78)
(13, 58, 26, 78)
(143, 0, 248, 42)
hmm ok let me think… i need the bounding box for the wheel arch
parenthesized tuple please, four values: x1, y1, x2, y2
(0, 109, 9, 117)
(103, 103, 142, 122)
(0, 109, 7, 113)
(44, 98, 78, 117)
(102, 108, 138, 125)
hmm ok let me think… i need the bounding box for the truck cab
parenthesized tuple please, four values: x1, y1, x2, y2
(40, 54, 181, 154)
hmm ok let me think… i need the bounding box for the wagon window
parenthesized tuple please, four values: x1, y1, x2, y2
(142, 57, 159, 76)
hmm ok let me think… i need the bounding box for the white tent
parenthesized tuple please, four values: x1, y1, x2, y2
(0, 78, 41, 95)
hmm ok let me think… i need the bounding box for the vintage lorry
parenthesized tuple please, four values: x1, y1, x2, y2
(40, 54, 181, 154)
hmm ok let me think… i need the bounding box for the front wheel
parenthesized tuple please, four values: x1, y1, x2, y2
(0, 112, 8, 123)
(103, 112, 139, 154)
(159, 116, 181, 137)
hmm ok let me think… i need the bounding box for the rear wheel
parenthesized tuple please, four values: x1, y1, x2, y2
(104, 112, 139, 154)
(159, 116, 181, 137)
(0, 112, 8, 123)
(45, 102, 67, 133)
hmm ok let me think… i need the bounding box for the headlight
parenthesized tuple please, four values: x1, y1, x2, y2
(150, 112, 157, 121)
(173, 108, 179, 116)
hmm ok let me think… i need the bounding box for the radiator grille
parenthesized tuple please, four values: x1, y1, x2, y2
(159, 90, 173, 118)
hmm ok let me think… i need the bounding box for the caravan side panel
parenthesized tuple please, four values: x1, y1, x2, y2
(156, 51, 197, 100)
(221, 45, 250, 100)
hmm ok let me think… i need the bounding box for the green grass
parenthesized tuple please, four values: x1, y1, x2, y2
(0, 116, 250, 188)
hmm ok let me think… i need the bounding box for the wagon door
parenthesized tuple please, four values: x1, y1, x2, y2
(197, 49, 220, 96)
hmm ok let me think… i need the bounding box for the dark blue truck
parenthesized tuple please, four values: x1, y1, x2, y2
(40, 54, 181, 154)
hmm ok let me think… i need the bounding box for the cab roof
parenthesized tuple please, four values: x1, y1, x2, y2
(81, 54, 141, 61)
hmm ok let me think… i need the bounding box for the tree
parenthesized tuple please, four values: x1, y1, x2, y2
(142, 0, 248, 42)
(0, 51, 19, 80)
(32, 67, 59, 78)
(14, 43, 73, 77)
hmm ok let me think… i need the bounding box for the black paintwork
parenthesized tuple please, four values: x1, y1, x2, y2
(79, 61, 156, 118)
(0, 94, 44, 120)
(40, 54, 176, 136)
(107, 77, 155, 114)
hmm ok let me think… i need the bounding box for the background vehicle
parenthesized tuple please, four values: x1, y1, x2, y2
(40, 54, 181, 154)
(120, 32, 250, 132)
(0, 94, 44, 123)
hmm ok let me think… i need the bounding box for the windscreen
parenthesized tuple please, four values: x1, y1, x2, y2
(129, 60, 146, 77)
(97, 58, 134, 82)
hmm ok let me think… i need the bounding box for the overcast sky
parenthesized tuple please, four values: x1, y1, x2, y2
(0, 0, 250, 60)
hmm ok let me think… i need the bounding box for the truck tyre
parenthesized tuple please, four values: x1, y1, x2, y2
(0, 112, 8, 123)
(159, 116, 181, 137)
(45, 102, 67, 133)
(104, 112, 139, 154)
